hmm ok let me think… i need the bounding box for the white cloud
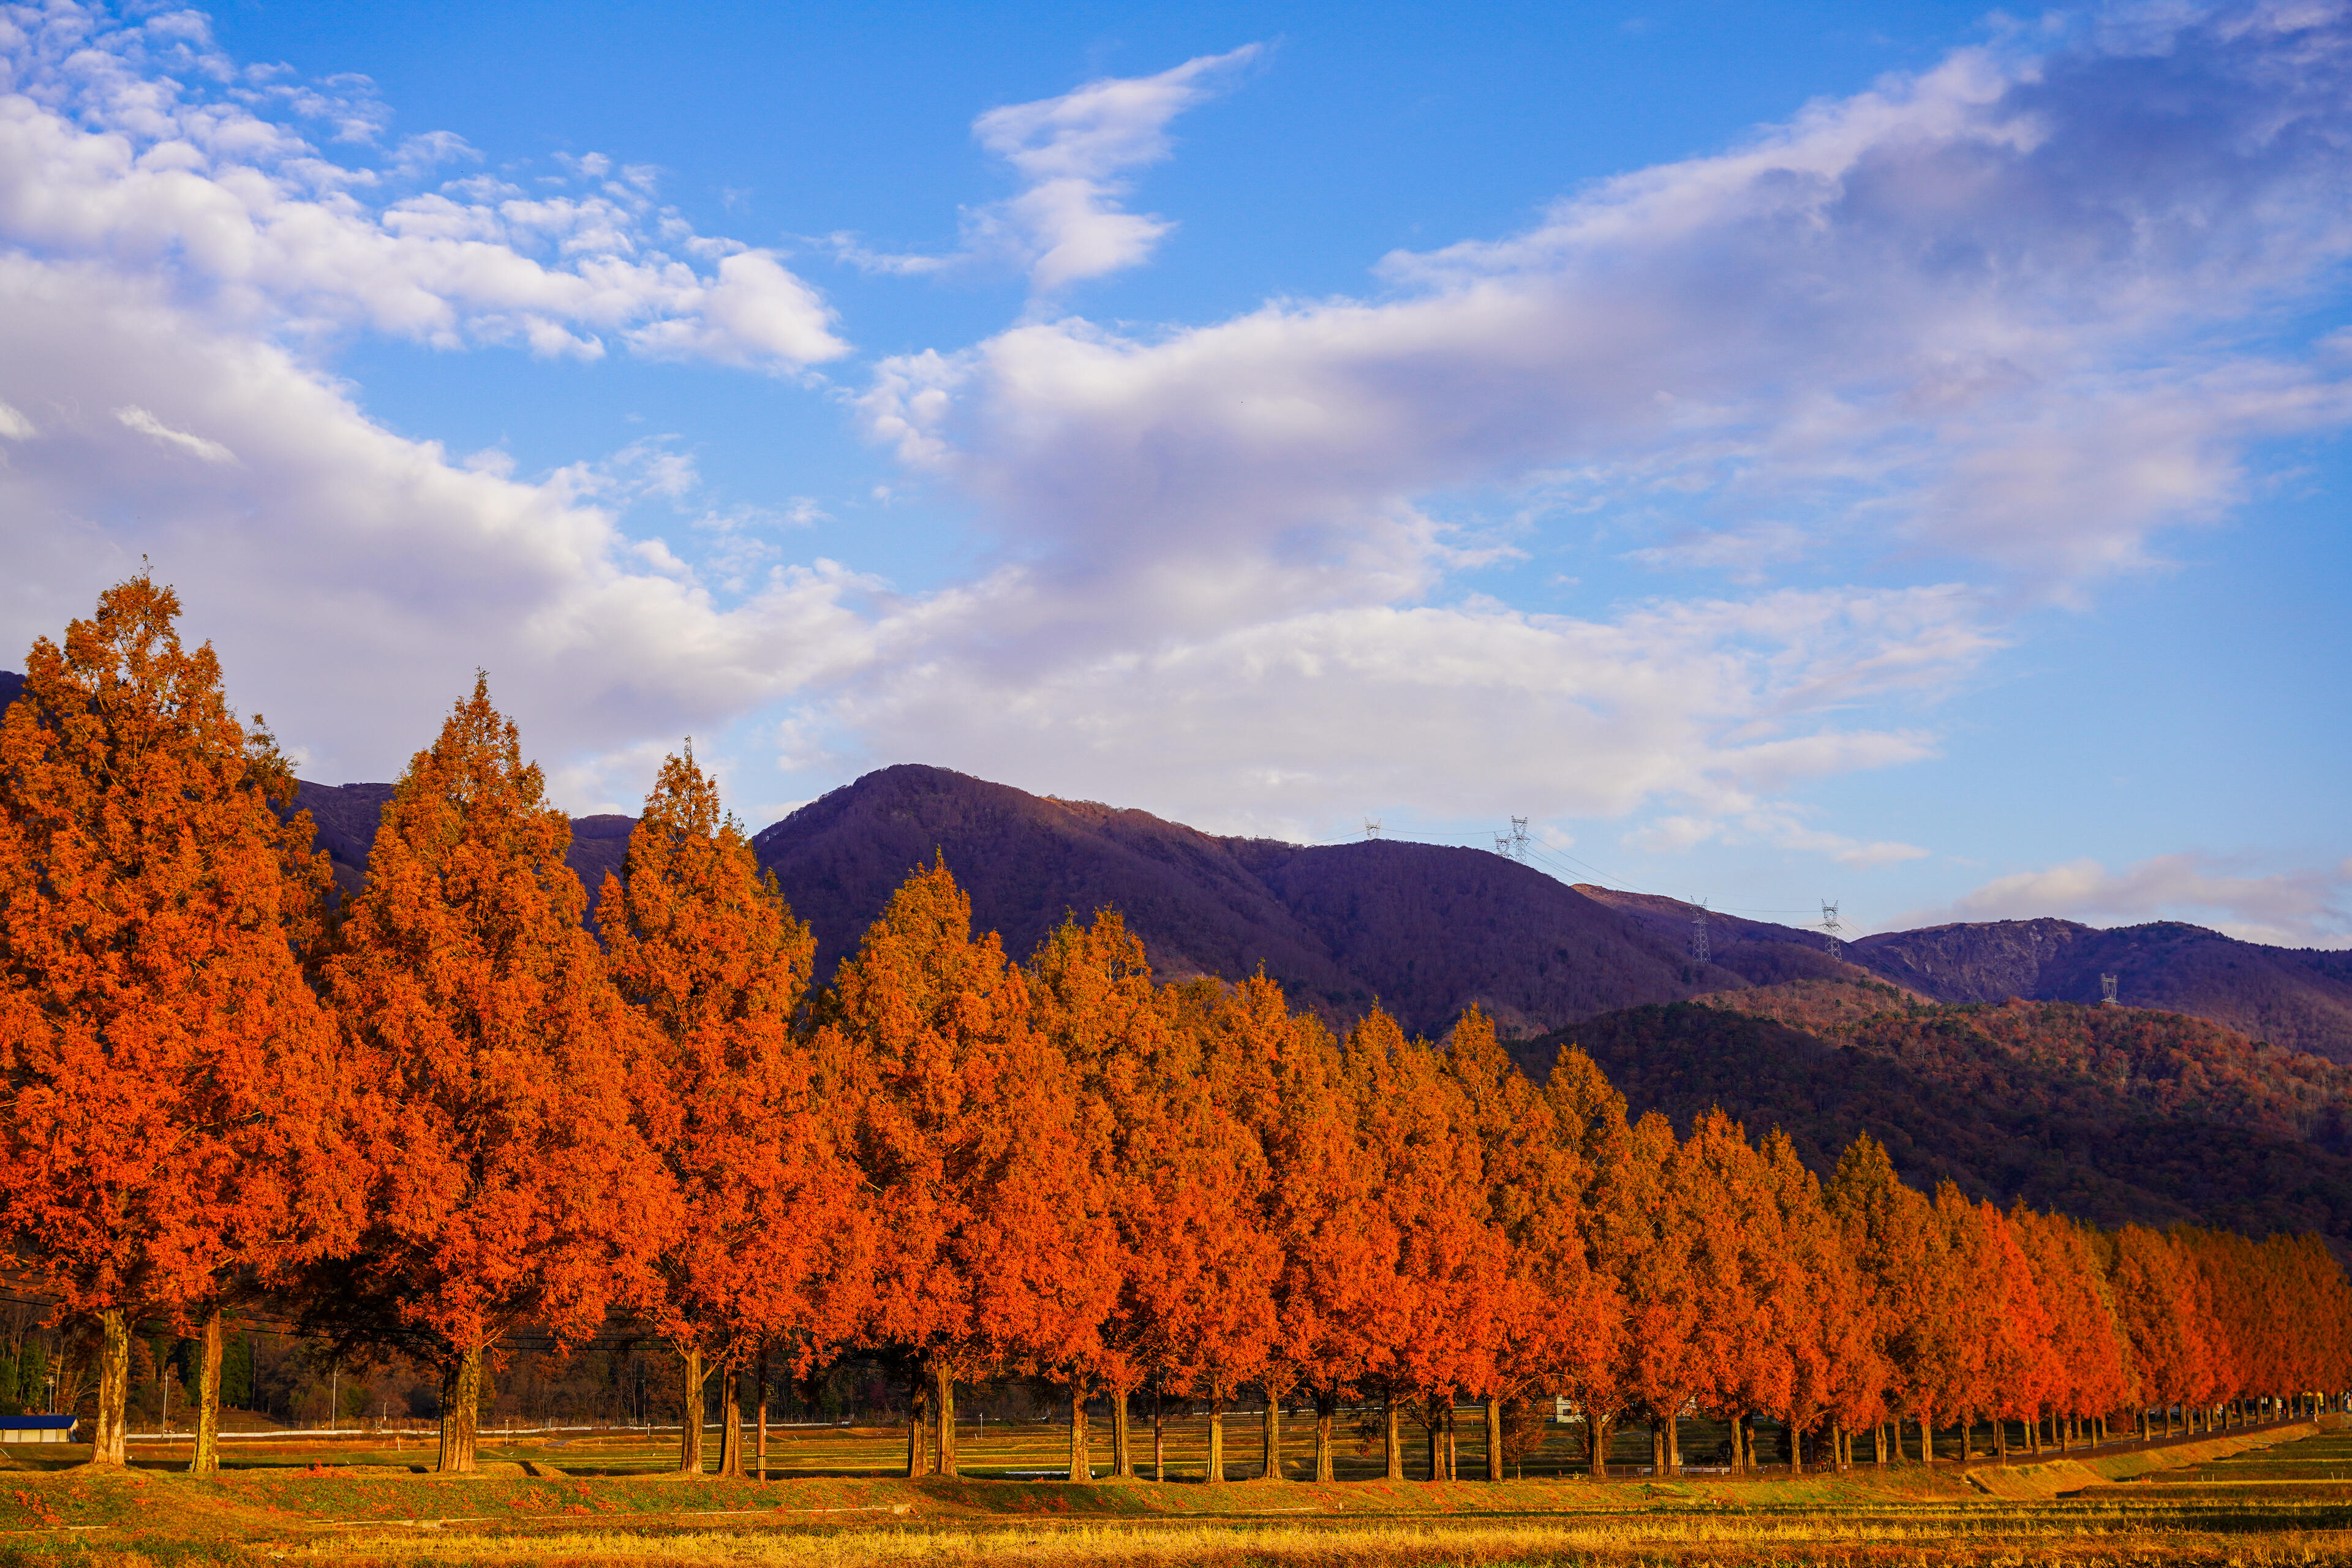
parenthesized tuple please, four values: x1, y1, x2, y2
(1907, 853, 2352, 948)
(868, 6, 2352, 594)
(7, 0, 2350, 875)
(1623, 807, 1929, 869)
(0, 254, 875, 786)
(835, 46, 1260, 294)
(786, 582, 1991, 840)
(0, 400, 32, 439)
(0, 4, 847, 369)
(115, 404, 233, 464)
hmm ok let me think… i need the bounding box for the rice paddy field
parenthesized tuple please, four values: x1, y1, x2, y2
(1, 1414, 2345, 1565)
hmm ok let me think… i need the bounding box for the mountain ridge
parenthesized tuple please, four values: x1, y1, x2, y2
(1, 665, 2344, 1057)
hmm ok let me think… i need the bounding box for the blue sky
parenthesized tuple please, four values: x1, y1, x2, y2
(1, 0, 2346, 945)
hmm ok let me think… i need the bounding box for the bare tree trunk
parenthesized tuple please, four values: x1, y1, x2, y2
(755, 1344, 769, 1483)
(1728, 1412, 1745, 1475)
(1667, 1409, 1681, 1475)
(1426, 1408, 1441, 1481)
(1262, 1395, 1281, 1480)
(1384, 1396, 1404, 1480)
(1316, 1395, 1336, 1482)
(718, 1362, 744, 1477)
(1650, 1415, 1666, 1476)
(89, 1310, 130, 1467)
(1486, 1396, 1504, 1481)
(189, 1306, 224, 1479)
(1111, 1387, 1132, 1479)
(933, 1360, 957, 1477)
(1153, 1384, 1166, 1483)
(437, 1345, 481, 1474)
(906, 1374, 929, 1479)
(676, 1347, 707, 1474)
(1205, 1392, 1225, 1485)
(1068, 1389, 1091, 1482)
(1589, 1412, 1612, 1480)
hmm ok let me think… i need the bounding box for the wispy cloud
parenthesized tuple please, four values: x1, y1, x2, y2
(831, 45, 1261, 294)
(115, 405, 234, 464)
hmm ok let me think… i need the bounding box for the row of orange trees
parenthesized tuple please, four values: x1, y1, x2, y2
(3, 578, 2348, 1480)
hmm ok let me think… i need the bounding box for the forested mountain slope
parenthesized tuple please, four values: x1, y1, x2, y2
(10, 658, 2343, 1055)
(1517, 980, 2352, 1245)
(1578, 881, 2352, 1062)
(748, 763, 1741, 1036)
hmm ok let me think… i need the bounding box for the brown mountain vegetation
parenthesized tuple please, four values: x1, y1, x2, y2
(15, 664, 2345, 1054)
(1519, 981, 2352, 1248)
(748, 763, 1745, 1036)
(1581, 884, 2352, 1063)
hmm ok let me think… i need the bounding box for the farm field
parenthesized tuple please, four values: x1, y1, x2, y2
(0, 1415, 2346, 1564)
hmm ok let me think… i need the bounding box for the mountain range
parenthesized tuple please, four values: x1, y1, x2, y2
(1, 658, 2346, 1063)
(10, 662, 2352, 1243)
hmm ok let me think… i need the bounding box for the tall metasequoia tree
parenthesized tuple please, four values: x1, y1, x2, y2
(1542, 1046, 1634, 1478)
(1223, 974, 1387, 1485)
(1442, 1009, 1607, 1481)
(1976, 1203, 2059, 1455)
(1030, 919, 1277, 1484)
(1827, 1134, 1938, 1463)
(601, 749, 865, 1477)
(1346, 1009, 1507, 1482)
(314, 679, 673, 1472)
(0, 576, 357, 1472)
(1616, 1110, 1700, 1476)
(1121, 978, 1279, 1487)
(2105, 1224, 2213, 1437)
(1757, 1129, 1879, 1471)
(1675, 1109, 1796, 1472)
(2007, 1205, 2128, 1449)
(826, 861, 1116, 1479)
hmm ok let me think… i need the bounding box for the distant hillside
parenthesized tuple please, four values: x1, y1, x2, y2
(1575, 884, 1891, 989)
(5, 662, 2346, 1057)
(1519, 982, 2352, 1245)
(1577, 882, 2352, 1063)
(290, 778, 630, 920)
(750, 764, 1743, 1036)
(1850, 918, 2352, 1063)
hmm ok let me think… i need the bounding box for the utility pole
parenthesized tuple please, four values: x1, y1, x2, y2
(1689, 899, 1710, 963)
(1364, 817, 1382, 840)
(1820, 900, 1844, 958)
(2100, 973, 2119, 1006)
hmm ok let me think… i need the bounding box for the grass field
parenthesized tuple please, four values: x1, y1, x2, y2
(0, 1414, 2344, 1564)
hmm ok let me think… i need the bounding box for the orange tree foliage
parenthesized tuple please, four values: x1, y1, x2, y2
(1442, 1008, 1608, 1479)
(312, 679, 671, 1473)
(0, 576, 355, 1468)
(600, 748, 865, 1476)
(823, 861, 1117, 1477)
(1226, 973, 1389, 1482)
(1346, 1008, 1508, 1477)
(10, 590, 2352, 1482)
